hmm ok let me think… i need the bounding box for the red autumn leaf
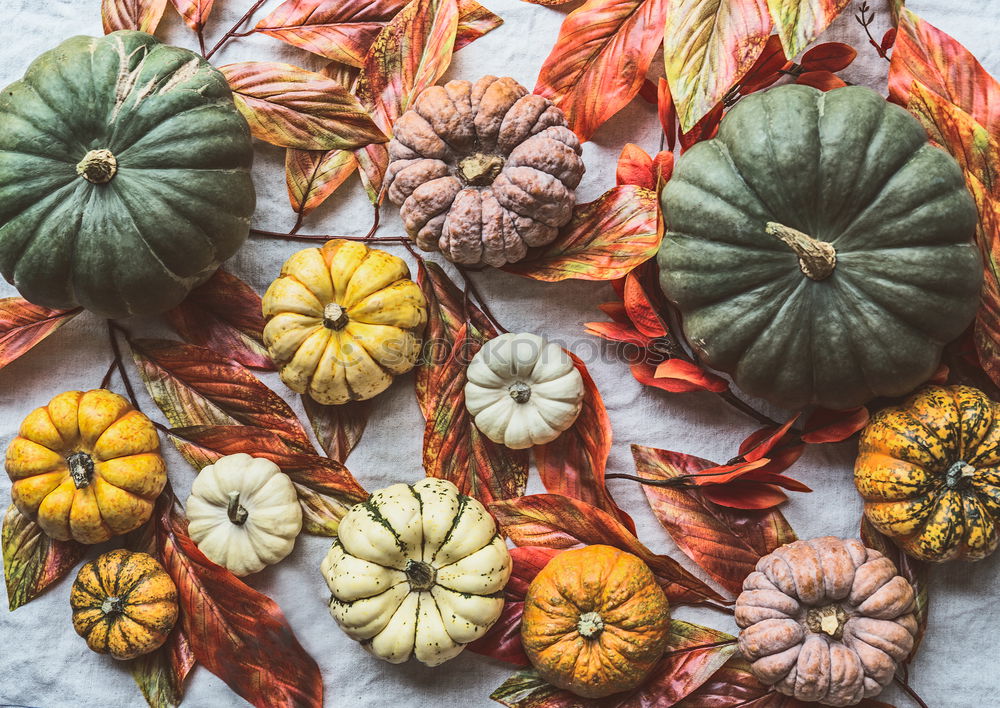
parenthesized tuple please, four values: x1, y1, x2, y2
(680, 101, 723, 151)
(583, 321, 652, 348)
(423, 324, 530, 506)
(154, 493, 324, 707)
(799, 42, 857, 72)
(362, 0, 460, 135)
(285, 148, 358, 219)
(801, 406, 869, 443)
(632, 444, 797, 595)
(738, 416, 806, 478)
(654, 358, 729, 393)
(301, 396, 370, 462)
(616, 143, 655, 189)
(658, 77, 677, 151)
(889, 8, 1000, 135)
(739, 415, 799, 462)
(534, 353, 635, 533)
(490, 494, 727, 605)
(767, 0, 852, 60)
(534, 0, 669, 141)
(691, 459, 773, 486)
(702, 482, 788, 510)
(170, 0, 214, 33)
(503, 185, 661, 282)
(638, 79, 658, 103)
(220, 62, 387, 151)
(164, 270, 274, 371)
(130, 339, 312, 449)
(860, 517, 929, 661)
(623, 270, 668, 337)
(355, 142, 390, 204)
(738, 33, 788, 94)
(169, 425, 368, 536)
(0, 298, 79, 371)
(675, 654, 799, 707)
(881, 27, 897, 53)
(794, 70, 847, 91)
(652, 150, 675, 188)
(2, 504, 86, 611)
(102, 0, 168, 34)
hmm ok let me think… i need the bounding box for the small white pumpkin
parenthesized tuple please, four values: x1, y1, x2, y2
(321, 477, 511, 666)
(185, 453, 303, 576)
(464, 332, 585, 449)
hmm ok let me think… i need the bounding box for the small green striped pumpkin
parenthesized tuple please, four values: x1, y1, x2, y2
(0, 31, 255, 318)
(658, 85, 981, 410)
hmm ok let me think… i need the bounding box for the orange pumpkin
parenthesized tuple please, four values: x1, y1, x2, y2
(71, 549, 179, 660)
(5, 390, 167, 544)
(520, 545, 670, 698)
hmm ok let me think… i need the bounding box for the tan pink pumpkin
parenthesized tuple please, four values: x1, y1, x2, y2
(385, 75, 585, 267)
(735, 536, 917, 707)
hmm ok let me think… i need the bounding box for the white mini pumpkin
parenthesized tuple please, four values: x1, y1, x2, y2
(185, 453, 303, 576)
(464, 332, 585, 449)
(321, 477, 511, 666)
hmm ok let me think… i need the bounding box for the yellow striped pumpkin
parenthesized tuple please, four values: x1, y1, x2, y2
(854, 385, 1000, 562)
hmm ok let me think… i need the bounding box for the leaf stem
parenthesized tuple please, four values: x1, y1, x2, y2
(690, 601, 737, 615)
(100, 356, 118, 390)
(204, 0, 269, 61)
(365, 205, 381, 240)
(661, 638, 737, 657)
(456, 265, 508, 334)
(894, 675, 930, 708)
(856, 1, 891, 62)
(106, 321, 141, 411)
(249, 228, 412, 244)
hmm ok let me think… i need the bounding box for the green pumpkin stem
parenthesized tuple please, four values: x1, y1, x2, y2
(227, 490, 249, 526)
(766, 222, 836, 281)
(77, 149, 118, 184)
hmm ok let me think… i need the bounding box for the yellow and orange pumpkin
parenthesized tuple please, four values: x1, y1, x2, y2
(70, 549, 179, 660)
(520, 545, 670, 698)
(854, 385, 1000, 562)
(5, 390, 167, 544)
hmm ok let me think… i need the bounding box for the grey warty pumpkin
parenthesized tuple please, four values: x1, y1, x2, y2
(0, 31, 255, 318)
(658, 84, 981, 410)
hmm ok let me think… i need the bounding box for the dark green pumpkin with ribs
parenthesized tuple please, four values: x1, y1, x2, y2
(658, 84, 981, 410)
(0, 31, 255, 318)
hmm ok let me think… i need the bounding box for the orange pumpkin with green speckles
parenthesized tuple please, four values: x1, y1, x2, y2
(520, 545, 670, 698)
(5, 390, 167, 545)
(854, 385, 1000, 562)
(71, 549, 178, 660)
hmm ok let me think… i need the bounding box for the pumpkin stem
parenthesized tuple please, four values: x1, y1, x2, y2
(101, 596, 125, 616)
(945, 460, 976, 489)
(323, 303, 349, 331)
(805, 604, 848, 639)
(577, 611, 604, 638)
(77, 149, 118, 184)
(765, 222, 836, 281)
(508, 381, 532, 404)
(404, 559, 437, 591)
(227, 490, 249, 526)
(458, 153, 505, 186)
(67, 452, 95, 489)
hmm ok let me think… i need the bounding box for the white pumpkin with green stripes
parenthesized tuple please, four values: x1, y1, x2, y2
(321, 477, 511, 666)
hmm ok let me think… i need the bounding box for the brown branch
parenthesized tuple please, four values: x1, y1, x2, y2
(661, 638, 737, 658)
(99, 357, 118, 390)
(106, 320, 141, 411)
(249, 228, 411, 244)
(204, 0, 269, 61)
(894, 675, 930, 708)
(856, 1, 891, 62)
(365, 205, 381, 240)
(455, 265, 508, 334)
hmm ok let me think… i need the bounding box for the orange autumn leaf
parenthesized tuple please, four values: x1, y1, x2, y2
(285, 148, 358, 217)
(534, 0, 669, 141)
(616, 143, 655, 189)
(170, 0, 214, 33)
(503, 185, 661, 282)
(102, 0, 168, 34)
(663, 0, 772, 132)
(0, 298, 79, 371)
(654, 358, 729, 393)
(657, 77, 677, 150)
(220, 62, 386, 151)
(766, 0, 851, 60)
(2, 505, 86, 611)
(798, 41, 856, 72)
(795, 70, 846, 91)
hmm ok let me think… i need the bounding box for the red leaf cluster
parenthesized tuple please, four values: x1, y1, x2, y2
(0, 298, 80, 371)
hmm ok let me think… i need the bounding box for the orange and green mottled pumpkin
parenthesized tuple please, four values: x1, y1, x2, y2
(70, 549, 178, 660)
(854, 385, 1000, 562)
(520, 545, 670, 698)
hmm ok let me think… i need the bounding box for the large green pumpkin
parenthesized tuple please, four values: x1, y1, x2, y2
(0, 31, 255, 318)
(658, 85, 981, 410)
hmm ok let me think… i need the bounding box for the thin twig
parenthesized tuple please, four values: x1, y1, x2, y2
(197, 28, 207, 57)
(99, 357, 118, 390)
(661, 638, 737, 658)
(249, 228, 411, 244)
(289, 212, 305, 236)
(856, 1, 891, 62)
(718, 389, 781, 428)
(106, 321, 140, 411)
(456, 265, 509, 334)
(204, 0, 269, 61)
(365, 205, 381, 239)
(894, 675, 930, 708)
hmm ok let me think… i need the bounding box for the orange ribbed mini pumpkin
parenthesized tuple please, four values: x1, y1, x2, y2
(520, 545, 670, 698)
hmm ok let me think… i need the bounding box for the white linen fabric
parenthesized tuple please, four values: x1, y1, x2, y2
(0, 1, 996, 706)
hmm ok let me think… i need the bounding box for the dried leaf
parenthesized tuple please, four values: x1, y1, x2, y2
(616, 143, 655, 189)
(534, 0, 669, 141)
(794, 70, 846, 91)
(423, 323, 530, 505)
(164, 270, 274, 371)
(355, 142, 390, 204)
(801, 406, 868, 443)
(286, 148, 358, 217)
(0, 298, 79, 371)
(169, 425, 368, 535)
(534, 353, 635, 533)
(170, 0, 214, 32)
(765, 0, 852, 60)
(302, 396, 370, 462)
(220, 62, 387, 151)
(701, 482, 789, 510)
(654, 358, 729, 393)
(154, 494, 324, 707)
(632, 445, 797, 595)
(454, 0, 505, 49)
(675, 654, 787, 707)
(658, 77, 677, 151)
(799, 41, 856, 72)
(2, 504, 85, 611)
(102, 0, 168, 33)
(362, 0, 460, 135)
(130, 338, 312, 449)
(889, 8, 1000, 135)
(969, 180, 1000, 388)
(490, 494, 727, 605)
(664, 0, 772, 132)
(503, 186, 661, 282)
(738, 34, 788, 94)
(680, 100, 724, 151)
